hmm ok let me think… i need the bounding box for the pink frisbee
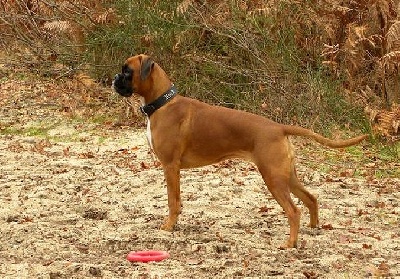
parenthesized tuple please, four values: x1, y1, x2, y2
(127, 250, 170, 263)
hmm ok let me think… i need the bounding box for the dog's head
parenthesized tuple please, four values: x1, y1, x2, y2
(113, 54, 155, 97)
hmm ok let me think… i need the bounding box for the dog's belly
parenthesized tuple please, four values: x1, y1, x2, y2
(180, 149, 251, 169)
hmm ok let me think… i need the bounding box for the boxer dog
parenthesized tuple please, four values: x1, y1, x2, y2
(113, 54, 367, 248)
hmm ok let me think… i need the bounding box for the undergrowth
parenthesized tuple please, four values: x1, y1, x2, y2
(1, 0, 398, 138)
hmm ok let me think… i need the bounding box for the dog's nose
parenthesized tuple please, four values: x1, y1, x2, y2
(112, 74, 120, 89)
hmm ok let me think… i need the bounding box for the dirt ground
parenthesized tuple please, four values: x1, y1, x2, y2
(0, 73, 399, 278)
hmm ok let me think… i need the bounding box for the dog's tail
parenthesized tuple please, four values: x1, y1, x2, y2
(282, 125, 368, 148)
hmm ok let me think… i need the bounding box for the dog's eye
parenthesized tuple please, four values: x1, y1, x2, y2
(122, 65, 132, 76)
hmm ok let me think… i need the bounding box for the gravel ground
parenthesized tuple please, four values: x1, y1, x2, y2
(0, 72, 399, 278)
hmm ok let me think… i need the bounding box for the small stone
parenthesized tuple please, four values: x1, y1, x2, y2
(89, 266, 102, 277)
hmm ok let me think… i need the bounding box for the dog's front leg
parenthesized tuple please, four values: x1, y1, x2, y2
(160, 163, 181, 231)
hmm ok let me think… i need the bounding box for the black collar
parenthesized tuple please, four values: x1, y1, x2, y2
(140, 84, 178, 117)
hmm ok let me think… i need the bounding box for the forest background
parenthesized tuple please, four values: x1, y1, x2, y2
(1, 0, 399, 142)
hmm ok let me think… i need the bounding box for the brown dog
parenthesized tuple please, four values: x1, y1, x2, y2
(113, 54, 367, 248)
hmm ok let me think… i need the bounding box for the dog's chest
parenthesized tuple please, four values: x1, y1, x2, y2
(140, 97, 154, 150)
(146, 117, 154, 150)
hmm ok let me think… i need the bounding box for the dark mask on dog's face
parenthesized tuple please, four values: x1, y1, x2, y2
(113, 64, 134, 97)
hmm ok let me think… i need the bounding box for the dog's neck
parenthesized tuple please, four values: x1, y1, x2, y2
(140, 84, 173, 105)
(139, 84, 178, 117)
(139, 64, 172, 105)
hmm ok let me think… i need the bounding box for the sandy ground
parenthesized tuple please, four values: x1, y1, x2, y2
(0, 75, 399, 278)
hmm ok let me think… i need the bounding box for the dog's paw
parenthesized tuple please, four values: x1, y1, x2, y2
(308, 222, 319, 228)
(279, 241, 298, 249)
(160, 221, 175, 232)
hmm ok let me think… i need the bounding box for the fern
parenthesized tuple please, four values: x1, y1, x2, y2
(366, 104, 400, 139)
(43, 21, 72, 33)
(387, 20, 400, 52)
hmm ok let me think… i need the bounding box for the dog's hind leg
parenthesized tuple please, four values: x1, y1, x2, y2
(289, 165, 319, 228)
(256, 158, 301, 248)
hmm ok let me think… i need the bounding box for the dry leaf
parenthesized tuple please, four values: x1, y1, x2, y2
(362, 243, 372, 249)
(322, 223, 333, 230)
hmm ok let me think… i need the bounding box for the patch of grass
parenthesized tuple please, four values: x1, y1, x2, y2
(298, 138, 398, 179)
(0, 126, 24, 136)
(1, 115, 121, 144)
(376, 141, 400, 161)
(344, 145, 365, 158)
(0, 125, 50, 137)
(370, 141, 400, 178)
(25, 127, 49, 137)
(97, 136, 107, 144)
(374, 168, 399, 179)
(89, 114, 114, 125)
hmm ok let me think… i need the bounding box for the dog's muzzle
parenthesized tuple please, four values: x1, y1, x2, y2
(113, 73, 134, 97)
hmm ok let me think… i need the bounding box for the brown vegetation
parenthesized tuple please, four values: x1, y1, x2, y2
(1, 0, 399, 138)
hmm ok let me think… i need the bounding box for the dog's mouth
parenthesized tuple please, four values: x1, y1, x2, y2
(112, 65, 134, 97)
(112, 74, 133, 97)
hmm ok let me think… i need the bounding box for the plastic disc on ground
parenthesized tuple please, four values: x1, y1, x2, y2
(126, 250, 170, 263)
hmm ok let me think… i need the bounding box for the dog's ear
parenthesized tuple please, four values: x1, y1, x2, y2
(140, 57, 154, 81)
